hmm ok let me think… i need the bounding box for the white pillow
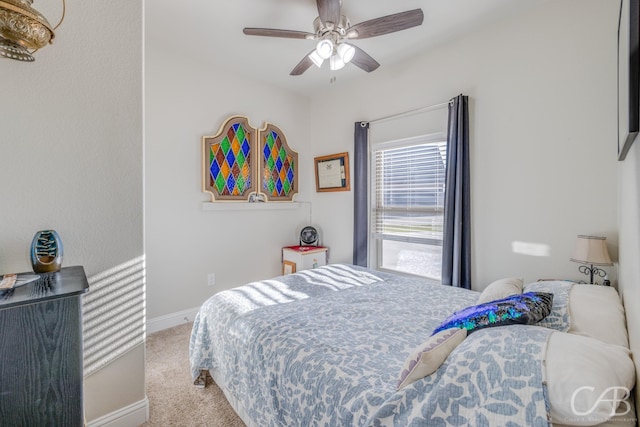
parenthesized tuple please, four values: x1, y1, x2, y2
(476, 277, 523, 304)
(568, 285, 629, 349)
(546, 331, 635, 426)
(396, 328, 467, 390)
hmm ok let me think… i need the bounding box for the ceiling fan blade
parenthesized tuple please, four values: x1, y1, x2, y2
(351, 46, 380, 73)
(316, 0, 341, 27)
(290, 51, 315, 76)
(243, 28, 315, 40)
(348, 9, 424, 39)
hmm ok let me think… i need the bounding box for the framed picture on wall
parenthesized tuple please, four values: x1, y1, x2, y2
(283, 260, 296, 275)
(314, 152, 350, 192)
(619, 0, 639, 160)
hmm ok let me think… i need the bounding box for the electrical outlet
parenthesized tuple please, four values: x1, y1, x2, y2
(207, 273, 216, 286)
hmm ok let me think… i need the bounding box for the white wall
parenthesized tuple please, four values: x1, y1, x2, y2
(611, 0, 640, 401)
(618, 128, 640, 408)
(144, 38, 312, 319)
(309, 0, 620, 289)
(0, 0, 144, 423)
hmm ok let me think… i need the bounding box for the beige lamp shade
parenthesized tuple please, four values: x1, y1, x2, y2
(570, 235, 613, 266)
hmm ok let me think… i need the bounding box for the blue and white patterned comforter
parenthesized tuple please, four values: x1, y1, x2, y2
(190, 264, 552, 427)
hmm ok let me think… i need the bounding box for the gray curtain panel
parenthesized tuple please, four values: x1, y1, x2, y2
(353, 121, 369, 266)
(441, 95, 471, 289)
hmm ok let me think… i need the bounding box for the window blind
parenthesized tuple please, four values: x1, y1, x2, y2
(373, 141, 446, 246)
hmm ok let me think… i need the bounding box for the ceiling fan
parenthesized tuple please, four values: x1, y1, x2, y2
(243, 0, 424, 76)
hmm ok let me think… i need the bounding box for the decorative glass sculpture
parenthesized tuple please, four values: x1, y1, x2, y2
(30, 229, 63, 273)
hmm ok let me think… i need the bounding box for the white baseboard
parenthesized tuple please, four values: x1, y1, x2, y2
(146, 307, 200, 334)
(87, 397, 148, 427)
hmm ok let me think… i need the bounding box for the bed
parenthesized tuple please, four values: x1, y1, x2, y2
(189, 264, 637, 426)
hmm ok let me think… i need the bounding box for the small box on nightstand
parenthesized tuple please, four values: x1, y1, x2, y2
(282, 245, 328, 274)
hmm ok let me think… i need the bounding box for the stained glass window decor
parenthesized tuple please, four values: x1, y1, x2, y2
(258, 122, 298, 202)
(202, 116, 257, 201)
(202, 116, 298, 202)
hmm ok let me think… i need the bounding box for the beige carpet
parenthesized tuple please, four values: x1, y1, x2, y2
(142, 322, 245, 426)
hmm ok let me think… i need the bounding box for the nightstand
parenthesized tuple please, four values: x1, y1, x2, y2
(0, 266, 89, 426)
(282, 245, 329, 274)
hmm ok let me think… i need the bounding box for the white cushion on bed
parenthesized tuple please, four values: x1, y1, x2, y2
(568, 285, 629, 349)
(546, 331, 635, 426)
(522, 281, 629, 349)
(476, 277, 523, 304)
(397, 328, 467, 390)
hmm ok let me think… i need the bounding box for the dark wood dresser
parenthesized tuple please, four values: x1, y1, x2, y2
(0, 266, 89, 426)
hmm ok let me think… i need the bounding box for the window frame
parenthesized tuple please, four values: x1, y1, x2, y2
(368, 132, 447, 282)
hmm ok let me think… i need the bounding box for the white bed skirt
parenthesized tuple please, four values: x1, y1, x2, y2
(210, 368, 256, 427)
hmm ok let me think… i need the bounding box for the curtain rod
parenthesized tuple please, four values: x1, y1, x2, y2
(362, 99, 453, 126)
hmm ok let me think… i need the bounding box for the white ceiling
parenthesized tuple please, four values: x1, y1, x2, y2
(146, 0, 546, 97)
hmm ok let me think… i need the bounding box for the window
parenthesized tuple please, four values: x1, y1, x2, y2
(370, 134, 446, 280)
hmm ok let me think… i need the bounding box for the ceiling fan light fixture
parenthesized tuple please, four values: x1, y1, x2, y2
(247, 2, 424, 76)
(337, 43, 355, 64)
(329, 54, 345, 71)
(308, 49, 324, 68)
(315, 39, 333, 59)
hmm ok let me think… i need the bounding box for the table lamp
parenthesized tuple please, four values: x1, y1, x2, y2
(570, 235, 613, 284)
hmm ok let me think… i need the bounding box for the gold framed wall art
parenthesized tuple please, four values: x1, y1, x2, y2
(314, 152, 350, 192)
